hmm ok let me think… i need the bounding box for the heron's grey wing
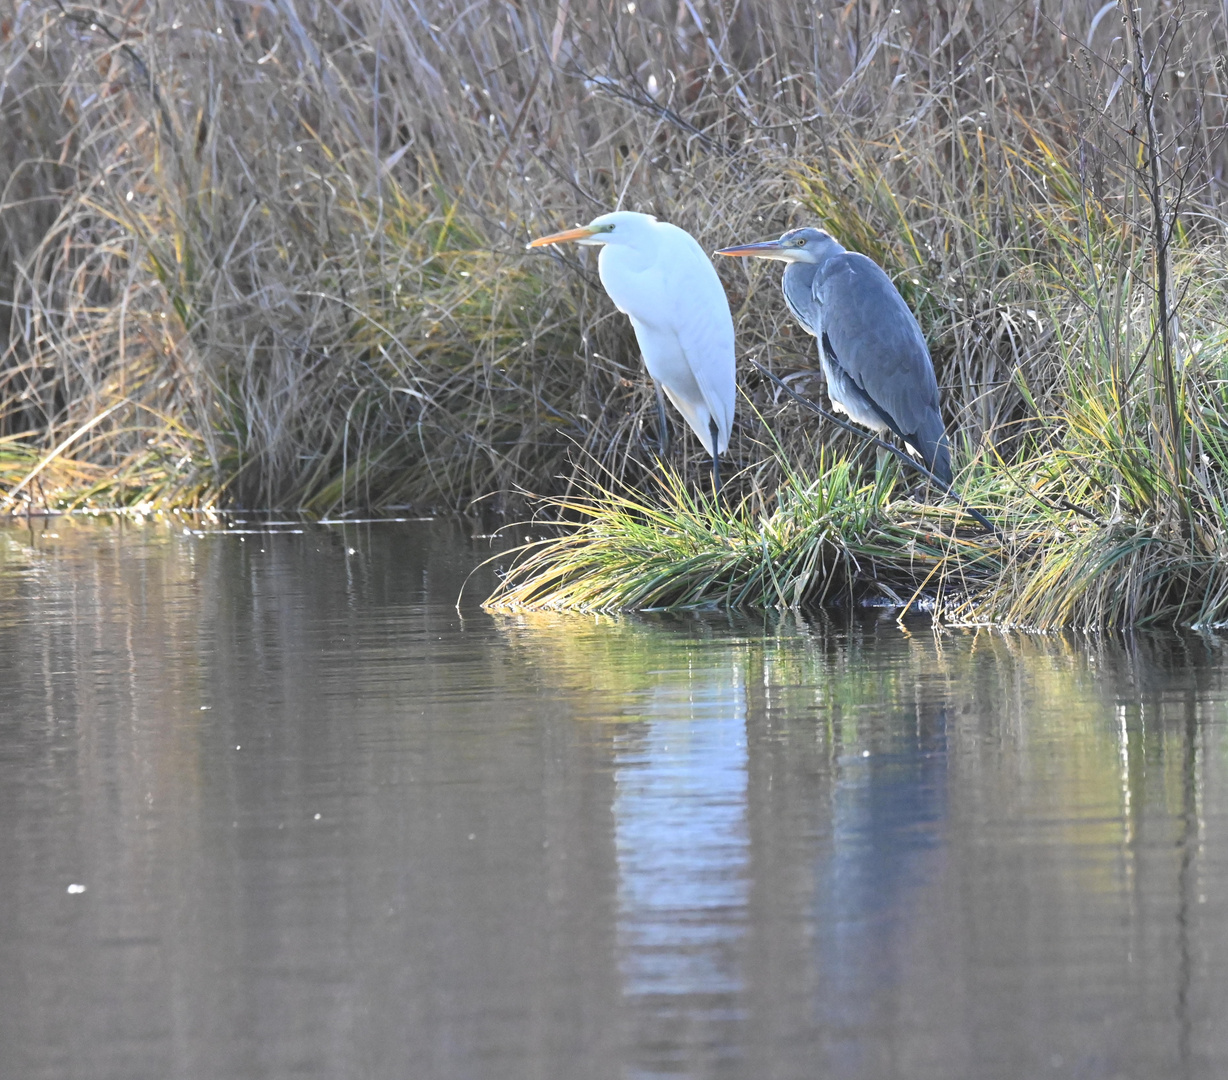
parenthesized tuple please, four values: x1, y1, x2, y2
(814, 253, 951, 482)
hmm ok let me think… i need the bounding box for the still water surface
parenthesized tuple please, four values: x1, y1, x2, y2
(2, 516, 1227, 1080)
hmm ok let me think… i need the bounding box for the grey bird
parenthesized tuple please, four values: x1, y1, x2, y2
(716, 227, 952, 487)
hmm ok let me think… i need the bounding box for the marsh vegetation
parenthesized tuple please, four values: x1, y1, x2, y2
(2, 1, 1227, 623)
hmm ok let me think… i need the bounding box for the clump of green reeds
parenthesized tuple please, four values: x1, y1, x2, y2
(485, 452, 1001, 612)
(2, 1, 1225, 521)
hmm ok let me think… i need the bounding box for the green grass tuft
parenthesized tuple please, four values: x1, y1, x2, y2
(486, 455, 1001, 615)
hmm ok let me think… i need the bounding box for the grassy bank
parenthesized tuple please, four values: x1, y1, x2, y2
(483, 402, 1228, 629)
(3, 3, 1228, 623)
(1, 1, 1222, 508)
(487, 224, 1228, 627)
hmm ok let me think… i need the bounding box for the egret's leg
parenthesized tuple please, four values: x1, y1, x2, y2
(709, 417, 721, 496)
(654, 382, 670, 455)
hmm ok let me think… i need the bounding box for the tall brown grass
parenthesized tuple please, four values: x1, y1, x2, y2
(1, 0, 1226, 515)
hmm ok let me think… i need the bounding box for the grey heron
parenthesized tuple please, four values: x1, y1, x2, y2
(716, 227, 952, 488)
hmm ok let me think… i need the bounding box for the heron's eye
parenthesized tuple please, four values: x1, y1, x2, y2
(796, 238, 806, 246)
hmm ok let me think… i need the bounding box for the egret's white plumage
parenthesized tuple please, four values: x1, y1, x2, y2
(528, 211, 736, 489)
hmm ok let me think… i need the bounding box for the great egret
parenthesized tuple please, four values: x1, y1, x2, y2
(528, 211, 736, 492)
(716, 227, 952, 487)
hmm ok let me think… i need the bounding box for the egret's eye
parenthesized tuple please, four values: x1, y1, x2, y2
(796, 238, 806, 246)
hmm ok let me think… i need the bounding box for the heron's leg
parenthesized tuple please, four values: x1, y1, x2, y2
(654, 382, 670, 455)
(709, 417, 721, 496)
(875, 445, 890, 476)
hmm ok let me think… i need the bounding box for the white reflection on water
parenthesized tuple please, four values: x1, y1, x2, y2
(612, 664, 749, 1014)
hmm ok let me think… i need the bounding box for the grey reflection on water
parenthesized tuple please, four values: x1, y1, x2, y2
(816, 700, 947, 1073)
(612, 665, 749, 1076)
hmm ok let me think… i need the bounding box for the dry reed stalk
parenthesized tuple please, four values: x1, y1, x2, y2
(0, 0, 1223, 522)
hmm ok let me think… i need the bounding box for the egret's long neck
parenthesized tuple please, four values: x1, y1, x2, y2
(596, 241, 653, 313)
(781, 261, 821, 338)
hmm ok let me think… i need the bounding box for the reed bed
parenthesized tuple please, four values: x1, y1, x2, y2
(3, 1, 1228, 624)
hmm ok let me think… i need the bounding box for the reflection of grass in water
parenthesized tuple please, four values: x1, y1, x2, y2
(490, 609, 757, 713)
(492, 607, 1205, 897)
(938, 632, 1212, 898)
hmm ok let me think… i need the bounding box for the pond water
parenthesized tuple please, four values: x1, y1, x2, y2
(1, 516, 1227, 1080)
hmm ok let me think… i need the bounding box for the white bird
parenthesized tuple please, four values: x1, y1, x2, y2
(528, 211, 736, 492)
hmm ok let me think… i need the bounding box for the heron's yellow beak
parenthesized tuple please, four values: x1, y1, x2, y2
(527, 226, 599, 249)
(714, 239, 788, 258)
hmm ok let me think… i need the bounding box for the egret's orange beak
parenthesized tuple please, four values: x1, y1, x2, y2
(527, 226, 599, 249)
